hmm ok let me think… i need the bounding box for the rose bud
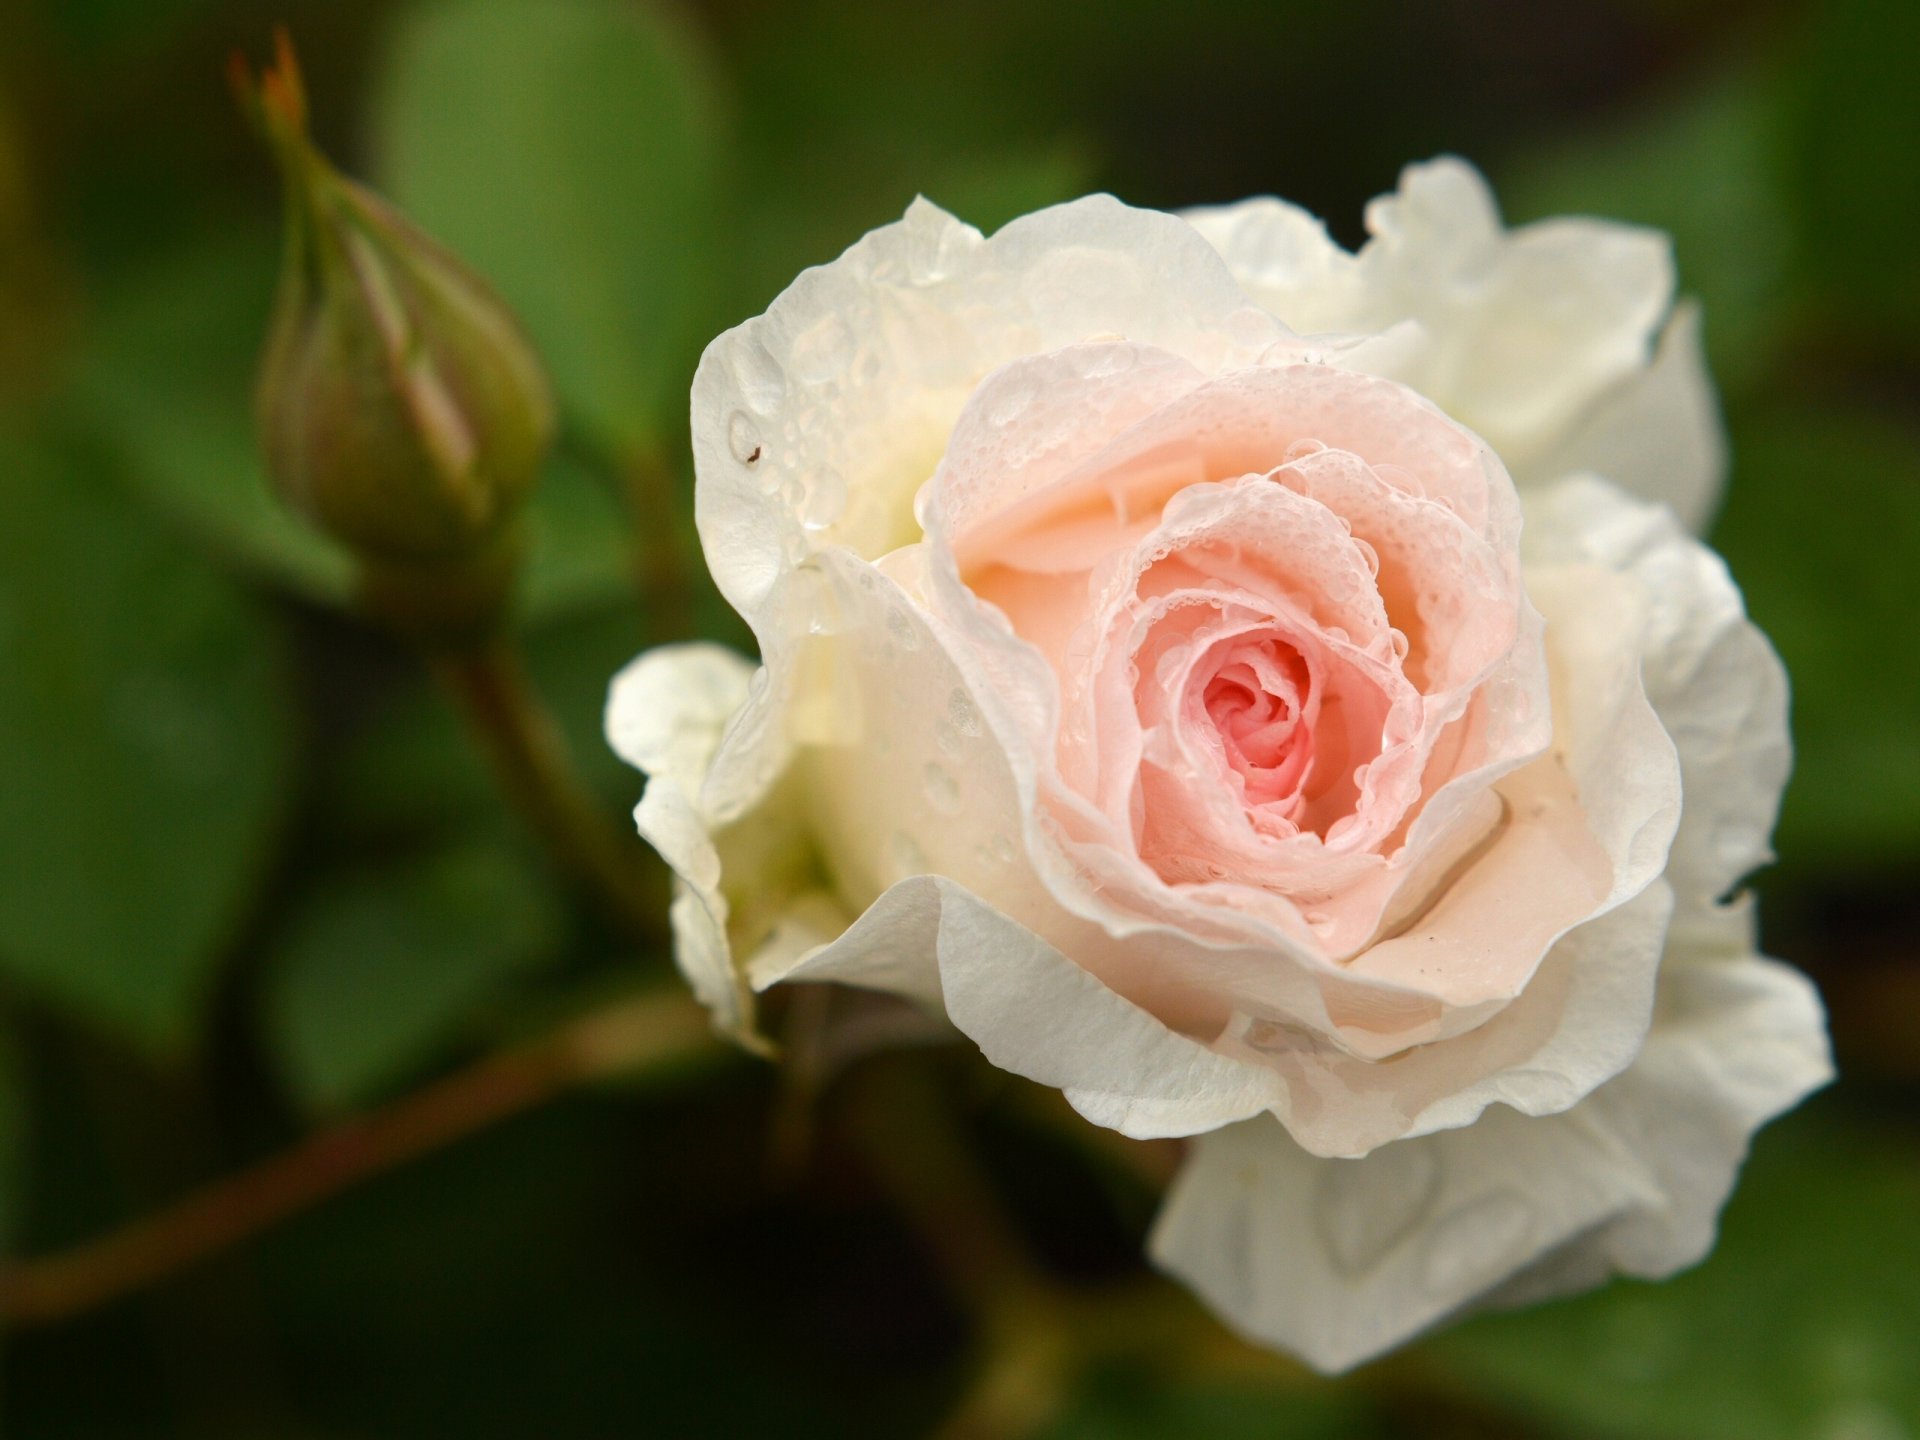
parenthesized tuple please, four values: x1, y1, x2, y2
(238, 33, 553, 642)
(607, 162, 1833, 1371)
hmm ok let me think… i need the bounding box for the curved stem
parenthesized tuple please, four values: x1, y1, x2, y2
(430, 639, 663, 945)
(0, 990, 717, 1328)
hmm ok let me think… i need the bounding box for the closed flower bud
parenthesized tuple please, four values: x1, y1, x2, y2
(238, 33, 553, 639)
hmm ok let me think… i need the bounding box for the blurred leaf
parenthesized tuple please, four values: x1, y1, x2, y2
(1497, 55, 1793, 397)
(723, 0, 1098, 317)
(1712, 404, 1920, 869)
(263, 836, 566, 1114)
(373, 0, 727, 458)
(330, 599, 662, 846)
(68, 234, 640, 623)
(0, 1020, 25, 1247)
(33, 0, 218, 54)
(1430, 1104, 1920, 1440)
(1043, 1372, 1370, 1439)
(1788, 0, 1920, 347)
(516, 450, 634, 625)
(66, 231, 353, 604)
(0, 428, 293, 1052)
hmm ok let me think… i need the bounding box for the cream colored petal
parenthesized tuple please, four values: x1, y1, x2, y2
(1149, 1101, 1663, 1374)
(1518, 303, 1725, 532)
(605, 642, 756, 790)
(1357, 158, 1676, 473)
(1523, 476, 1789, 915)
(770, 873, 1291, 1140)
(1150, 898, 1829, 1373)
(690, 195, 1290, 625)
(1181, 197, 1370, 336)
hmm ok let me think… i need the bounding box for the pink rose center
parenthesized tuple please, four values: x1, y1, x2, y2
(1202, 639, 1314, 807)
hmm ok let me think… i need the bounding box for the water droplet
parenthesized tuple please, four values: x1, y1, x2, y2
(934, 715, 963, 758)
(726, 411, 761, 465)
(1155, 644, 1192, 688)
(732, 339, 786, 415)
(1314, 1145, 1441, 1276)
(989, 832, 1019, 864)
(789, 313, 854, 384)
(986, 379, 1033, 427)
(923, 762, 961, 815)
(785, 564, 839, 635)
(800, 466, 847, 530)
(946, 688, 982, 737)
(1284, 437, 1326, 464)
(885, 606, 920, 651)
(889, 831, 928, 877)
(1419, 1192, 1536, 1299)
(1069, 343, 1136, 379)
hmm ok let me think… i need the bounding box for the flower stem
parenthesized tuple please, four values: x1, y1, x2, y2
(428, 639, 663, 945)
(0, 990, 718, 1328)
(846, 1062, 1077, 1440)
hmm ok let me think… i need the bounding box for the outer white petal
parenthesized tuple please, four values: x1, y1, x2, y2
(1518, 303, 1725, 532)
(1523, 475, 1789, 916)
(771, 873, 1292, 1139)
(1356, 158, 1676, 472)
(1149, 1100, 1664, 1374)
(1149, 904, 1831, 1374)
(692, 195, 1292, 627)
(606, 645, 759, 1035)
(1179, 198, 1370, 336)
(1192, 161, 1683, 484)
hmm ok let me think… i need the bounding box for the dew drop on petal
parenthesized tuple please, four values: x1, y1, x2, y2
(727, 411, 760, 465)
(886, 606, 920, 651)
(922, 761, 961, 815)
(889, 831, 928, 878)
(946, 688, 982, 738)
(1314, 1144, 1441, 1276)
(801, 466, 848, 530)
(789, 313, 853, 384)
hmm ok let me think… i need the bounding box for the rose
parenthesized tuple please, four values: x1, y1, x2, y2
(607, 159, 1832, 1370)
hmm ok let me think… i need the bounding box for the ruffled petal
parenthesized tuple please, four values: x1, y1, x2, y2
(605, 644, 765, 1041)
(1518, 303, 1725, 532)
(1357, 158, 1676, 471)
(691, 196, 1290, 624)
(1523, 476, 1788, 915)
(1149, 903, 1829, 1373)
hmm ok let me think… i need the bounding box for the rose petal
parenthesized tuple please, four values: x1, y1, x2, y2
(605, 644, 766, 1042)
(692, 197, 1289, 623)
(1150, 898, 1831, 1374)
(1357, 158, 1677, 470)
(1519, 304, 1725, 532)
(1524, 476, 1788, 914)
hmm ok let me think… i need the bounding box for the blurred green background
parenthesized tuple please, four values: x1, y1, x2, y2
(1, 0, 1917, 1435)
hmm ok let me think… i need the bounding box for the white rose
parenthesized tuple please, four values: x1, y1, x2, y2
(607, 158, 1832, 1371)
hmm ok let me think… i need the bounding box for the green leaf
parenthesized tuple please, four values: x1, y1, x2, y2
(0, 427, 294, 1052)
(67, 234, 640, 626)
(263, 837, 567, 1114)
(1042, 1372, 1370, 1440)
(1712, 403, 1920, 869)
(1787, 0, 1920, 347)
(328, 599, 663, 847)
(516, 450, 635, 626)
(372, 0, 728, 458)
(65, 231, 353, 604)
(1428, 1103, 1920, 1440)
